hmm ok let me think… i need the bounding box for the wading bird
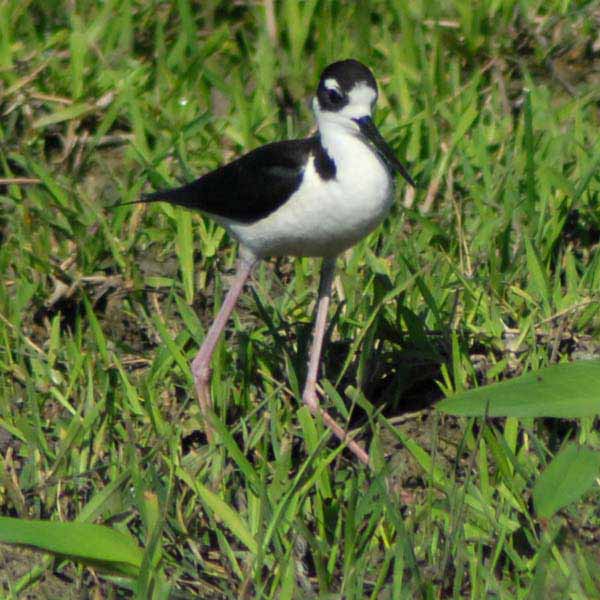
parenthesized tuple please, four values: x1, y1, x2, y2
(124, 59, 414, 466)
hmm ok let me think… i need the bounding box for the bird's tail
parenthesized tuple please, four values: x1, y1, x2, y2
(109, 182, 198, 210)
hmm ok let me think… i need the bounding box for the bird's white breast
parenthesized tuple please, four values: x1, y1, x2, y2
(223, 131, 393, 258)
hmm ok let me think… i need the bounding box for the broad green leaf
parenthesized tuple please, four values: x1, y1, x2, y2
(533, 444, 600, 519)
(438, 361, 600, 418)
(0, 517, 143, 577)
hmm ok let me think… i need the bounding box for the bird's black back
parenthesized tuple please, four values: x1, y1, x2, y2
(141, 136, 336, 223)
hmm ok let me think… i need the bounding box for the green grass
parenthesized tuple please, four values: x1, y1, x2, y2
(2, 0, 600, 597)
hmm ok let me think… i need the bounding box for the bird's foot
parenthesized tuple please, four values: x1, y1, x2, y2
(301, 387, 371, 467)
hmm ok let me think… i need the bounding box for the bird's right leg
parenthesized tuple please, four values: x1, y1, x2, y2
(191, 254, 257, 441)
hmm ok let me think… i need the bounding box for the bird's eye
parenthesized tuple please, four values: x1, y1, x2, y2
(327, 88, 343, 104)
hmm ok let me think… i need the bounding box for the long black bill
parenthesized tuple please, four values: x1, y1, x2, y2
(354, 116, 415, 188)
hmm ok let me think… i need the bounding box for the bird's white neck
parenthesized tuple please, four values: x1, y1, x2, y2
(318, 122, 381, 183)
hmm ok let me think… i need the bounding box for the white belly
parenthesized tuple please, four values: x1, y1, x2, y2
(222, 136, 394, 258)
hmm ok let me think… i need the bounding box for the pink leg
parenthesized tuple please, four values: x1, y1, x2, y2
(302, 258, 371, 467)
(191, 255, 257, 441)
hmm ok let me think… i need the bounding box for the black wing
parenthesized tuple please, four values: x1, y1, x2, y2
(139, 137, 322, 223)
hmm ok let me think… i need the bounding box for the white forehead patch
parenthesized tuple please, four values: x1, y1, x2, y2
(348, 82, 377, 107)
(324, 78, 342, 92)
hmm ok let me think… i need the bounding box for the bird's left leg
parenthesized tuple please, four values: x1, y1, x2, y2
(191, 254, 257, 441)
(301, 257, 371, 467)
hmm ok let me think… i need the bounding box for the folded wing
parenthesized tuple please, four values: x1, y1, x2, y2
(140, 138, 317, 223)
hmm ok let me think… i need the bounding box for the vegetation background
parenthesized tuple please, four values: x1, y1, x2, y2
(1, 0, 600, 597)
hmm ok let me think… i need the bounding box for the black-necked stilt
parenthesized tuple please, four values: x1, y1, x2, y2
(126, 59, 415, 466)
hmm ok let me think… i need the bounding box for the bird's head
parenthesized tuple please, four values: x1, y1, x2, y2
(312, 59, 415, 187)
(313, 59, 379, 129)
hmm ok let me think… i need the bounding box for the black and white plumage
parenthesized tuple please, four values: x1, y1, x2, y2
(140, 59, 414, 258)
(127, 59, 415, 466)
(141, 136, 336, 223)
